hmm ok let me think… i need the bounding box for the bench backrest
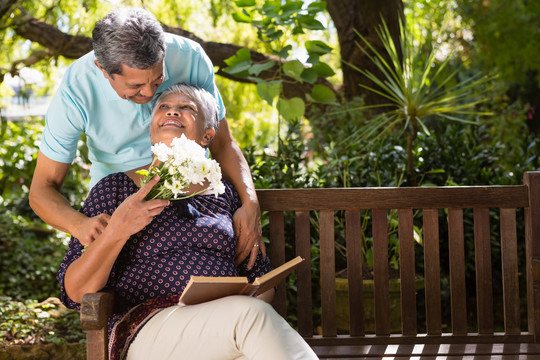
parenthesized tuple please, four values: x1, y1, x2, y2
(257, 171, 540, 345)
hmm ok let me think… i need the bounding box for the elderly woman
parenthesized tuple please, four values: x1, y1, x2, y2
(57, 83, 317, 360)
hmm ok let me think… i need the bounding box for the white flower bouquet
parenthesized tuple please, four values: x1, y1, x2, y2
(137, 134, 226, 201)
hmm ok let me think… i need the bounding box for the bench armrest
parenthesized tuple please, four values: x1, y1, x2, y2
(81, 291, 115, 330)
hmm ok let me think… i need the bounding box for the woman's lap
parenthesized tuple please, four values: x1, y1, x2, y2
(126, 295, 317, 360)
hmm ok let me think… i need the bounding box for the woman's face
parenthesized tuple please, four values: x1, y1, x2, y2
(150, 93, 215, 147)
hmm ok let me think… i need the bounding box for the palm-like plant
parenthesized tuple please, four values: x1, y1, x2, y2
(349, 17, 494, 184)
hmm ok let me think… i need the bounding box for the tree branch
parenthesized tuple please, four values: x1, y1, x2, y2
(0, 0, 16, 22)
(12, 11, 92, 59)
(8, 13, 337, 104)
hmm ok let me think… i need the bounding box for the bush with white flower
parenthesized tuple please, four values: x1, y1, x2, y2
(137, 134, 225, 200)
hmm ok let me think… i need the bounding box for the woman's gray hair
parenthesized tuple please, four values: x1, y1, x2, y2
(92, 7, 165, 75)
(152, 83, 219, 133)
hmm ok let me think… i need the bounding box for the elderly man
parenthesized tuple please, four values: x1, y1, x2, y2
(29, 7, 262, 267)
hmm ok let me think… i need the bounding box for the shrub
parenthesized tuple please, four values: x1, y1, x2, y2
(0, 204, 68, 301)
(0, 296, 85, 345)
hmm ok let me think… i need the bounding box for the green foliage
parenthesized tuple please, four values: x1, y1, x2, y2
(459, 0, 540, 86)
(0, 204, 68, 301)
(0, 120, 41, 202)
(225, 0, 336, 123)
(349, 17, 495, 184)
(0, 297, 85, 345)
(0, 117, 89, 207)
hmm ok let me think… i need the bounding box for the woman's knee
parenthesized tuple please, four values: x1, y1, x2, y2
(219, 296, 277, 323)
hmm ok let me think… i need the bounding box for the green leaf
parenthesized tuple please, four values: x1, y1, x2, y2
(232, 10, 253, 23)
(292, 25, 304, 35)
(281, 1, 303, 18)
(277, 97, 305, 121)
(223, 60, 252, 75)
(306, 40, 332, 55)
(297, 15, 325, 31)
(300, 68, 318, 84)
(264, 28, 284, 41)
(261, 2, 281, 17)
(311, 84, 336, 104)
(257, 81, 282, 106)
(307, 1, 327, 12)
(283, 60, 304, 81)
(307, 54, 320, 65)
(312, 62, 336, 77)
(224, 48, 251, 66)
(248, 60, 276, 76)
(274, 44, 292, 58)
(235, 0, 256, 7)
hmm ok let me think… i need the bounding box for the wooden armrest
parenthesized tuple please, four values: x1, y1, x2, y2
(81, 291, 115, 330)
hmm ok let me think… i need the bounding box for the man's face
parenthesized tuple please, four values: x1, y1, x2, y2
(96, 61, 164, 104)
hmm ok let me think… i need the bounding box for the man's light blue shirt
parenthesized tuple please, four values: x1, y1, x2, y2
(40, 33, 226, 189)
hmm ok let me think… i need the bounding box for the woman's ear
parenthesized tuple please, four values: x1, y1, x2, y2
(200, 129, 216, 147)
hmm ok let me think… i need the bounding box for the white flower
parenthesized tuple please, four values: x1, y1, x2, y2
(141, 135, 225, 201)
(151, 142, 172, 162)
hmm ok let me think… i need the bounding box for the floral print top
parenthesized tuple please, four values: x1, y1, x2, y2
(57, 172, 272, 360)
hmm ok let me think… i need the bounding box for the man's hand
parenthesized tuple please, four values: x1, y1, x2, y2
(72, 213, 111, 246)
(233, 200, 265, 269)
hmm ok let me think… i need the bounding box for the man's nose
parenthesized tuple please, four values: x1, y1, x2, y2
(139, 83, 157, 97)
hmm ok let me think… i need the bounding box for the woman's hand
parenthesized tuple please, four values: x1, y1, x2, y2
(107, 176, 170, 240)
(65, 176, 169, 303)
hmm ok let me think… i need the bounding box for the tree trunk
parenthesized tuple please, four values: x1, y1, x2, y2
(326, 0, 404, 104)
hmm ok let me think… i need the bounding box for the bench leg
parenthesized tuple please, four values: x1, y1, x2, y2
(86, 329, 108, 360)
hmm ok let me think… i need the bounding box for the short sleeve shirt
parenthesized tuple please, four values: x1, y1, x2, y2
(40, 33, 226, 188)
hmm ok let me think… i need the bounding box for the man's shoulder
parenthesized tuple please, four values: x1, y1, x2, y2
(58, 52, 102, 96)
(63, 52, 98, 80)
(164, 32, 202, 52)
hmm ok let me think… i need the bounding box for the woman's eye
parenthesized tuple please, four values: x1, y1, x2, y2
(159, 104, 169, 109)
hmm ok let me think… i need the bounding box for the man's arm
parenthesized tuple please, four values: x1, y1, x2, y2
(29, 151, 110, 245)
(209, 118, 264, 269)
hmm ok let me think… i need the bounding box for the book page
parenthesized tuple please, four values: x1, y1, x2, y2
(177, 256, 305, 305)
(178, 276, 248, 306)
(252, 256, 304, 296)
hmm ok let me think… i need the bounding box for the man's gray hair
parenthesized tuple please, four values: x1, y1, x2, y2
(152, 83, 219, 133)
(92, 7, 165, 75)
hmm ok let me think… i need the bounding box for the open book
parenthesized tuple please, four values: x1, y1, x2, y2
(178, 256, 304, 306)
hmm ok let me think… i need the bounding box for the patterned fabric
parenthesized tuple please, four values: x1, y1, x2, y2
(57, 172, 272, 360)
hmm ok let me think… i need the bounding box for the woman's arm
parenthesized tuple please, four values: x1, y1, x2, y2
(64, 177, 169, 303)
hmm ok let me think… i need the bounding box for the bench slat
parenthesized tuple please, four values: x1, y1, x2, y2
(295, 211, 314, 336)
(500, 208, 521, 334)
(398, 209, 417, 336)
(345, 210, 365, 336)
(474, 207, 494, 334)
(372, 209, 391, 335)
(312, 342, 540, 358)
(524, 171, 540, 340)
(423, 208, 442, 335)
(269, 211, 286, 317)
(448, 208, 467, 335)
(256, 186, 529, 211)
(320, 210, 337, 336)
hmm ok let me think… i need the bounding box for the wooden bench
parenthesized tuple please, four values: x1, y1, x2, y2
(82, 171, 540, 359)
